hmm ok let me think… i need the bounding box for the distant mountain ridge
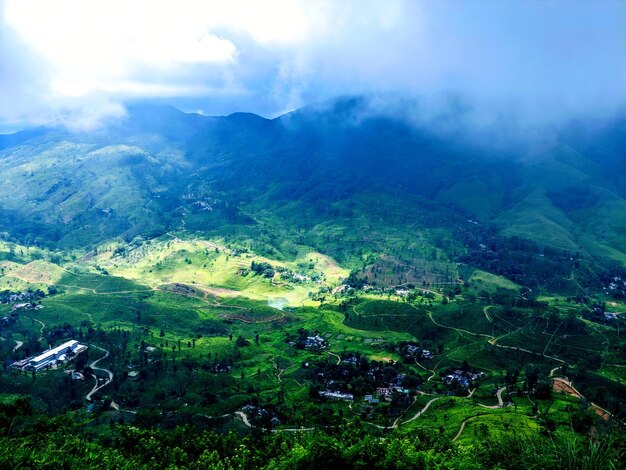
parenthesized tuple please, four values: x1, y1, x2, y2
(0, 97, 624, 263)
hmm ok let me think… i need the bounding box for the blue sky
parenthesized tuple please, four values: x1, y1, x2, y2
(0, 0, 625, 131)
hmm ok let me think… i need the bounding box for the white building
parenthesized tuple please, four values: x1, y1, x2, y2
(24, 340, 87, 371)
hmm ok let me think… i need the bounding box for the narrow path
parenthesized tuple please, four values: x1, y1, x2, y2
(552, 376, 623, 424)
(552, 377, 582, 398)
(452, 415, 485, 442)
(415, 356, 446, 382)
(86, 345, 113, 401)
(269, 357, 286, 383)
(487, 337, 566, 364)
(53, 285, 151, 295)
(478, 386, 506, 409)
(201, 413, 232, 420)
(227, 383, 510, 433)
(452, 418, 470, 442)
(426, 359, 444, 382)
(154, 282, 287, 320)
(483, 306, 493, 323)
(22, 317, 46, 341)
(391, 396, 418, 428)
(234, 411, 252, 427)
(110, 401, 137, 414)
(426, 312, 493, 339)
(401, 397, 442, 424)
(273, 426, 315, 433)
(542, 322, 563, 355)
(212, 411, 314, 433)
(327, 351, 341, 365)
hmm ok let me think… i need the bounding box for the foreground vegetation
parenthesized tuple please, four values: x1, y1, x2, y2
(0, 414, 623, 469)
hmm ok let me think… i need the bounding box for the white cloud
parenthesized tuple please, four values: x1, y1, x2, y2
(0, 0, 624, 130)
(57, 98, 128, 132)
(1, 0, 332, 126)
(4, 0, 238, 95)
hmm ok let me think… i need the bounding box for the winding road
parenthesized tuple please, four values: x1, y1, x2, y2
(401, 397, 442, 425)
(483, 306, 493, 322)
(426, 311, 493, 339)
(478, 386, 507, 409)
(452, 418, 471, 442)
(23, 317, 46, 342)
(327, 351, 341, 365)
(487, 337, 566, 364)
(86, 345, 114, 401)
(452, 415, 484, 442)
(233, 411, 313, 433)
(234, 411, 252, 427)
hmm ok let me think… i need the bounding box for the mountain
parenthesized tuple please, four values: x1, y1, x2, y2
(1, 98, 624, 466)
(0, 97, 624, 264)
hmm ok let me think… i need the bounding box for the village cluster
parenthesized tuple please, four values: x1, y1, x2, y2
(0, 289, 46, 312)
(443, 369, 486, 389)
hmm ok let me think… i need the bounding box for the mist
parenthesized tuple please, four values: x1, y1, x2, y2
(1, 0, 625, 132)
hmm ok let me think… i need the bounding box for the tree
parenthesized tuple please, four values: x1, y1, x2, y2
(236, 336, 250, 347)
(75, 350, 89, 370)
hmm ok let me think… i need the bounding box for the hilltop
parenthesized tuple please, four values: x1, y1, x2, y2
(0, 98, 624, 262)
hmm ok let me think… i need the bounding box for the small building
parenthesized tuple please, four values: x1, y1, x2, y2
(376, 387, 393, 401)
(304, 335, 328, 351)
(319, 390, 354, 401)
(12, 302, 32, 311)
(364, 395, 380, 404)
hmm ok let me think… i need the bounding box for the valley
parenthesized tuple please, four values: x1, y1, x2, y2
(0, 101, 623, 468)
(0, 223, 623, 460)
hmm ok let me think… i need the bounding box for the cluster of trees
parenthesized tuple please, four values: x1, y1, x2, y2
(250, 261, 275, 278)
(45, 323, 76, 345)
(456, 230, 591, 292)
(0, 408, 623, 469)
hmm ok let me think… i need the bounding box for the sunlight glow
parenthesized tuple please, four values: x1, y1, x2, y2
(4, 0, 309, 97)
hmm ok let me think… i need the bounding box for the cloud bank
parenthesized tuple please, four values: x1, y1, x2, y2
(0, 0, 625, 131)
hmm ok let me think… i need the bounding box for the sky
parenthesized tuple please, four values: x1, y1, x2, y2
(0, 0, 625, 131)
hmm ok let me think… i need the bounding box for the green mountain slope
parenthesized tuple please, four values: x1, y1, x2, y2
(0, 98, 624, 267)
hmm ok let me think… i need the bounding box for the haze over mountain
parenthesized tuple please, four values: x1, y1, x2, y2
(1, 96, 624, 265)
(2, 1, 625, 131)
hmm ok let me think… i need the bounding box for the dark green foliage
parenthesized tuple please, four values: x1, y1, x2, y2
(0, 419, 622, 469)
(250, 261, 276, 278)
(236, 335, 250, 347)
(474, 431, 625, 470)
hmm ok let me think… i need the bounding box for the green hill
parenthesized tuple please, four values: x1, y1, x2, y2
(0, 97, 624, 282)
